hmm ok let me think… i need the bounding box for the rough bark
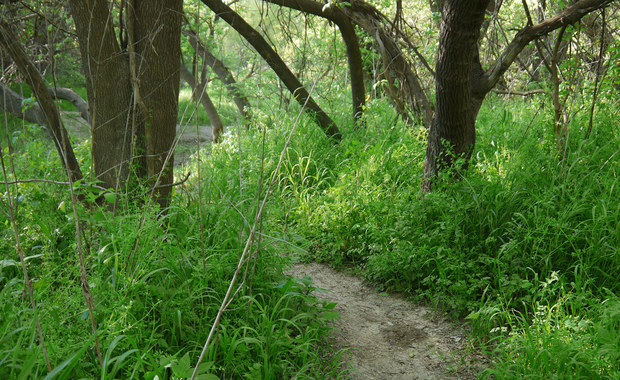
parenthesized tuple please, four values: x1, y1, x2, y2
(0, 20, 82, 183)
(200, 0, 342, 141)
(69, 0, 133, 192)
(262, 0, 366, 123)
(180, 64, 224, 143)
(69, 0, 182, 208)
(183, 29, 250, 121)
(421, 0, 489, 192)
(133, 0, 183, 207)
(422, 0, 615, 191)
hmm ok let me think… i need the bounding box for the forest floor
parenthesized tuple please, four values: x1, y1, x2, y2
(287, 262, 483, 379)
(63, 112, 484, 378)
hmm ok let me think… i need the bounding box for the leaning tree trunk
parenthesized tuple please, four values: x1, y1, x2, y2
(0, 21, 83, 183)
(200, 0, 342, 141)
(421, 0, 489, 192)
(69, 0, 182, 208)
(180, 64, 224, 143)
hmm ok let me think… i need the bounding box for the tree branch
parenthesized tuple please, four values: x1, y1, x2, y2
(480, 0, 614, 95)
(0, 20, 83, 183)
(200, 0, 341, 140)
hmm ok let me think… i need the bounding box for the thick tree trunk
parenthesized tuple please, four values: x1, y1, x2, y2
(0, 20, 83, 183)
(200, 0, 342, 141)
(69, 0, 182, 208)
(133, 0, 183, 207)
(183, 29, 250, 122)
(421, 0, 613, 191)
(421, 0, 489, 192)
(69, 0, 133, 192)
(180, 64, 224, 143)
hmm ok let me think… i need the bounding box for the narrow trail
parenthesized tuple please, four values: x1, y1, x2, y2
(288, 262, 479, 379)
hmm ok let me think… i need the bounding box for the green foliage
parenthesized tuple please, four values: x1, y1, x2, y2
(280, 95, 619, 377)
(0, 112, 344, 378)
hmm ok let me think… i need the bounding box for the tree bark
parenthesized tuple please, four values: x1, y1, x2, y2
(421, 0, 489, 192)
(422, 0, 614, 191)
(69, 0, 182, 208)
(261, 0, 366, 123)
(0, 20, 83, 183)
(200, 0, 342, 141)
(133, 0, 183, 207)
(69, 0, 133, 192)
(180, 64, 224, 143)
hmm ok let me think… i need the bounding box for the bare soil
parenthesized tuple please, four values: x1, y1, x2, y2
(287, 262, 481, 379)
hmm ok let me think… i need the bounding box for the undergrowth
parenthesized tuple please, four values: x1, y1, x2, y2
(277, 96, 620, 378)
(0, 114, 344, 378)
(2, 91, 619, 378)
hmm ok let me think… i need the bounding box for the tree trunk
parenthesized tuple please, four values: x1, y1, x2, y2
(133, 0, 183, 207)
(0, 20, 83, 183)
(69, 0, 133, 192)
(421, 0, 489, 192)
(262, 0, 366, 123)
(200, 0, 342, 141)
(69, 0, 182, 208)
(421, 0, 613, 191)
(180, 64, 224, 143)
(183, 29, 251, 122)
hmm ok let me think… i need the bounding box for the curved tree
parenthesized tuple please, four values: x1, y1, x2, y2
(262, 0, 366, 123)
(200, 0, 342, 141)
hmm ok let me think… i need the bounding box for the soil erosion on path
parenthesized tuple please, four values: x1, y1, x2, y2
(288, 262, 477, 379)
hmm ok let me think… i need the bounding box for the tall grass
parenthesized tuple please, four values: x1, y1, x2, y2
(281, 95, 620, 377)
(0, 111, 345, 378)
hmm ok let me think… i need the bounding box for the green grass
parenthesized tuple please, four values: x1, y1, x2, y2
(0, 112, 345, 378)
(275, 95, 620, 378)
(2, 81, 619, 378)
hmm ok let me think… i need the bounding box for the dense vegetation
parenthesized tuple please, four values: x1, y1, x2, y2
(1, 0, 619, 378)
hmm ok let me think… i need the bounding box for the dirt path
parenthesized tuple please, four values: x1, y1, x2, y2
(288, 262, 478, 379)
(61, 111, 216, 166)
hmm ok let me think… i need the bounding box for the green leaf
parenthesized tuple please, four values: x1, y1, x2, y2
(171, 353, 191, 378)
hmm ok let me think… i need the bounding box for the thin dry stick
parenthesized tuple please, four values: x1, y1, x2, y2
(585, 8, 607, 140)
(0, 119, 52, 372)
(190, 71, 320, 380)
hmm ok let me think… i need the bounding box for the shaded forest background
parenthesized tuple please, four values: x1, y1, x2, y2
(1, 0, 619, 378)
